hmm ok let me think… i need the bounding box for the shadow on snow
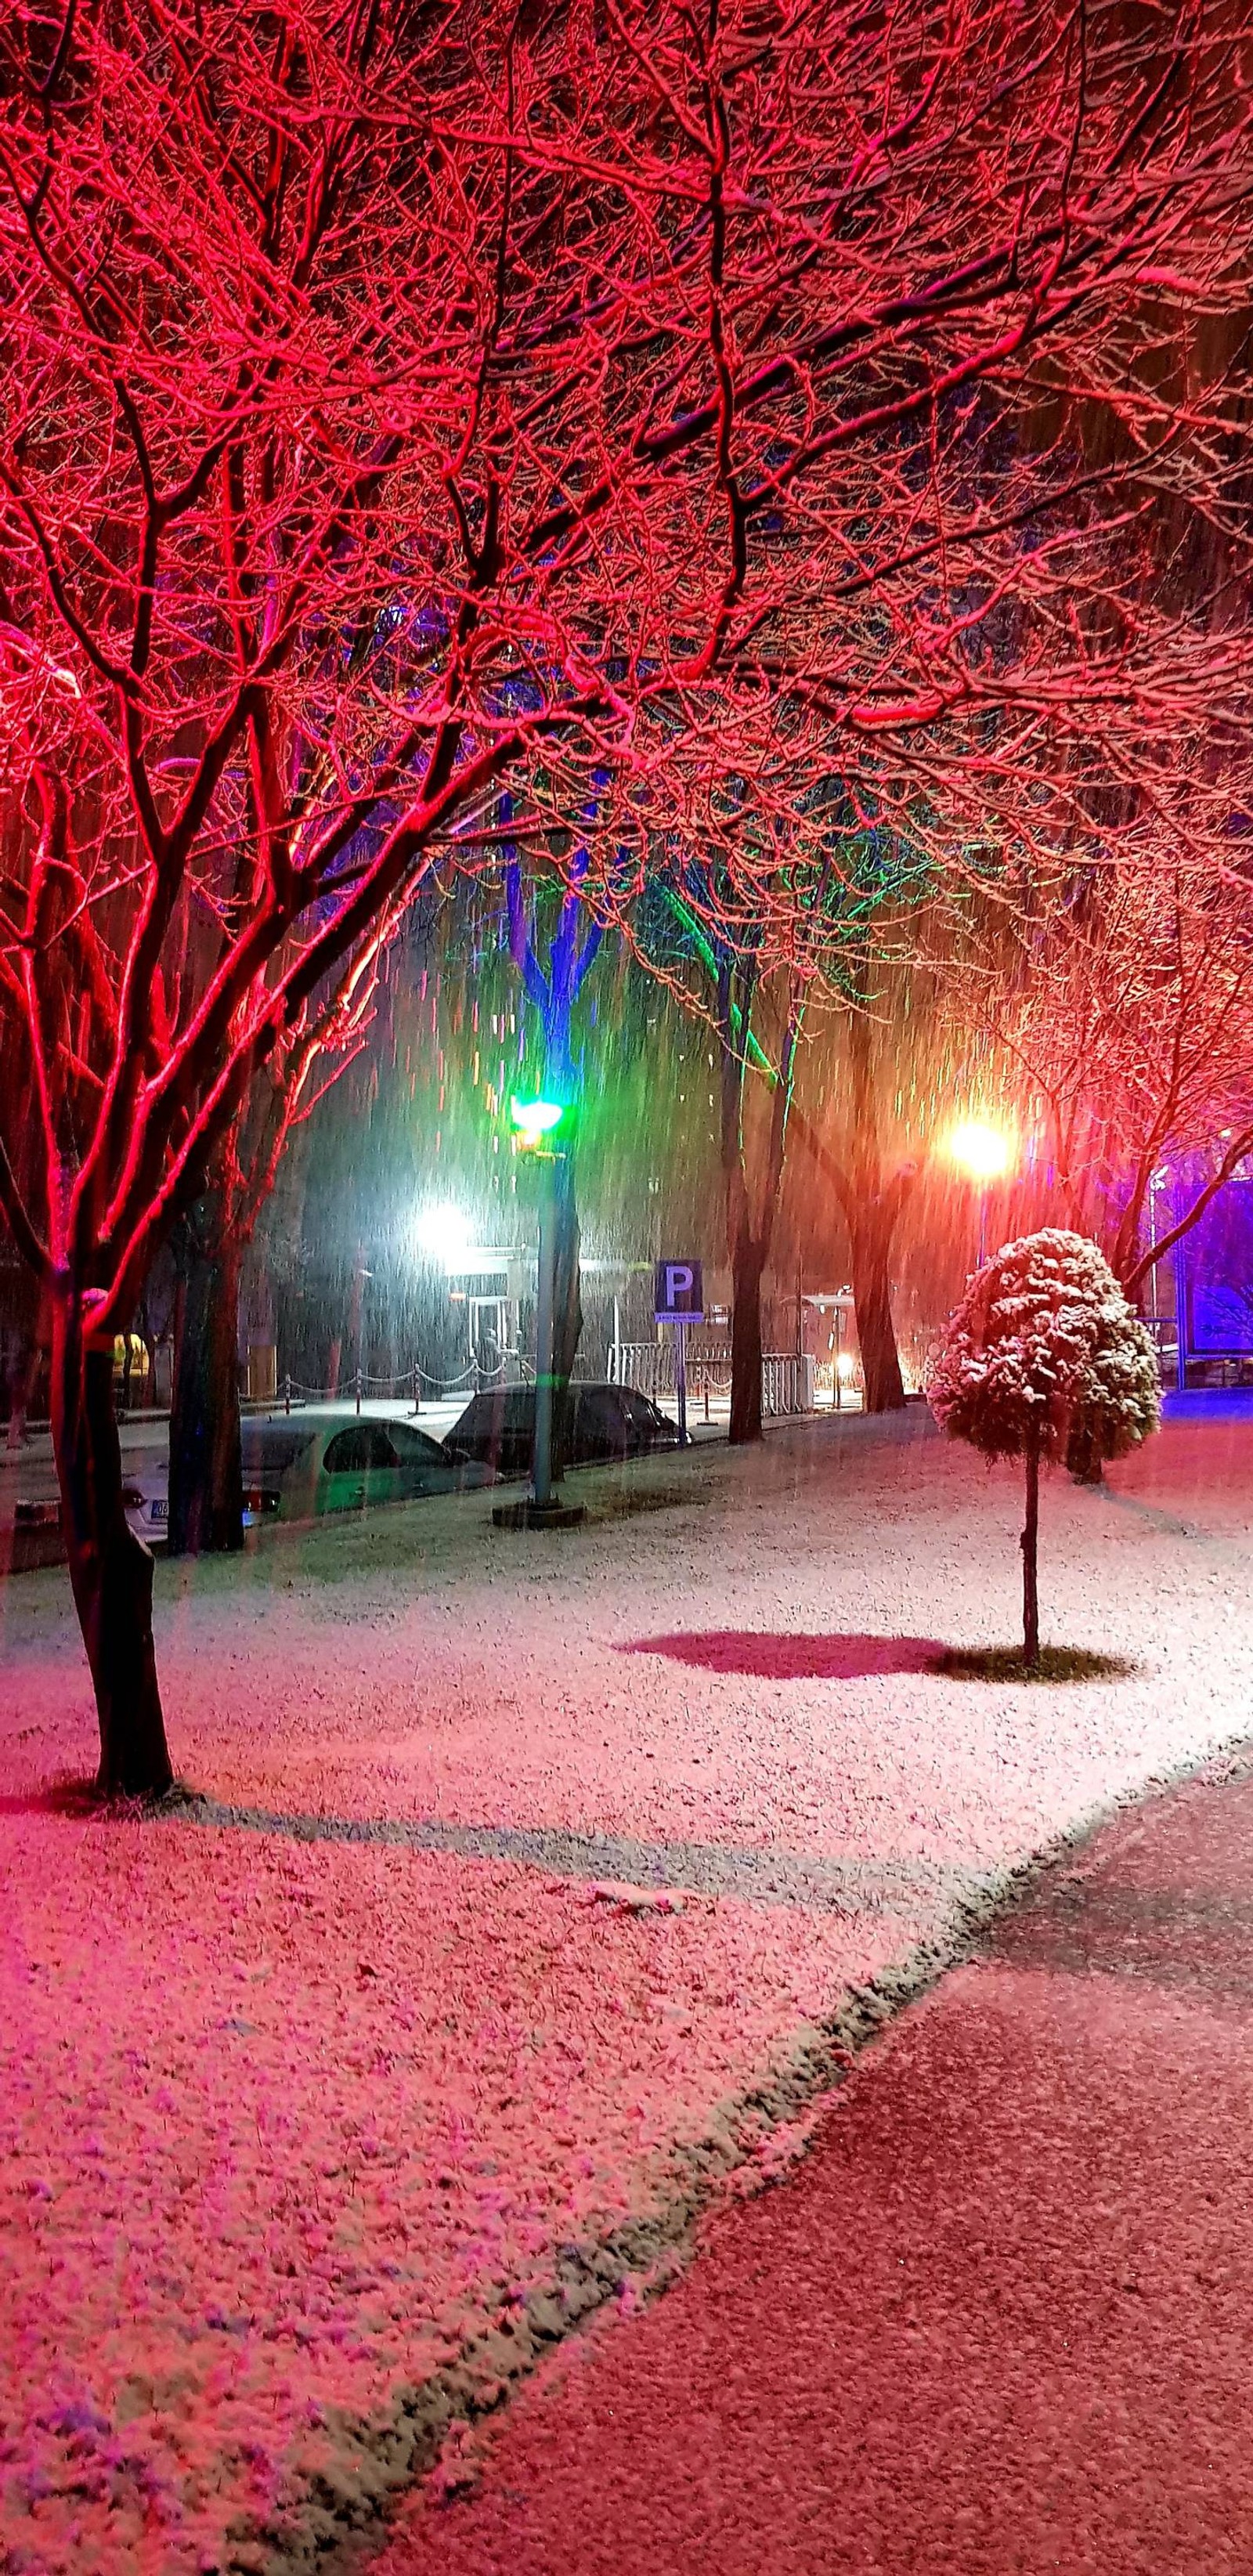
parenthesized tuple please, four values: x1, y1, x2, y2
(622, 1633, 1138, 1684)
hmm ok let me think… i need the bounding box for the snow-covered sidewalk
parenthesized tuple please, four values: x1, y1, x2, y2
(3, 1407, 1252, 2574)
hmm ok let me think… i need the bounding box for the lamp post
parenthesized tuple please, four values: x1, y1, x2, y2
(532, 1147, 558, 1511)
(493, 1097, 585, 1530)
(944, 1118, 1017, 1267)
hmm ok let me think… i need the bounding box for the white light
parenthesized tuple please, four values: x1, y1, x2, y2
(836, 1351, 857, 1379)
(413, 1204, 474, 1267)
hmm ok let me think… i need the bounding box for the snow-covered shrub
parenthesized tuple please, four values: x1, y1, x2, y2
(926, 1230, 1161, 1660)
(928, 1230, 1161, 1464)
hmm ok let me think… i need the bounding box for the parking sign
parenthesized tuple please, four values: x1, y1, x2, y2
(654, 1259, 704, 1323)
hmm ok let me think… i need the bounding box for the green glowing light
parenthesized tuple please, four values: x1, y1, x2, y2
(510, 1094, 566, 1143)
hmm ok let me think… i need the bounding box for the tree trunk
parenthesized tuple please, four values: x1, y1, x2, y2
(841, 993, 908, 1413)
(729, 1233, 766, 1445)
(168, 1193, 244, 1556)
(5, 1325, 37, 1451)
(50, 1299, 174, 1797)
(1021, 1433, 1041, 1667)
(1066, 1417, 1105, 1486)
(550, 1147, 583, 1479)
(848, 1209, 907, 1413)
(717, 955, 798, 1451)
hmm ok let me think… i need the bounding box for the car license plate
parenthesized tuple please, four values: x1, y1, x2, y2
(150, 1498, 168, 1520)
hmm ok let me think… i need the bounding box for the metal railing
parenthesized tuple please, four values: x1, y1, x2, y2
(608, 1342, 815, 1416)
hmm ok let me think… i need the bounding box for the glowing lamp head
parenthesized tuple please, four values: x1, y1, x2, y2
(413, 1204, 474, 1267)
(944, 1118, 1016, 1184)
(510, 1094, 567, 1149)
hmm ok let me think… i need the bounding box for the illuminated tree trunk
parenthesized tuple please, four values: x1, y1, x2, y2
(719, 958, 799, 1447)
(847, 1207, 907, 1413)
(50, 1297, 173, 1797)
(729, 1233, 767, 1444)
(841, 987, 908, 1413)
(168, 1190, 244, 1557)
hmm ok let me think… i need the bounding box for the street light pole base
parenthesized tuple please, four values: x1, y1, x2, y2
(492, 1497, 587, 1531)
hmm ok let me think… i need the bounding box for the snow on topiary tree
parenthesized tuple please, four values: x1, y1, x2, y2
(927, 1232, 1161, 1666)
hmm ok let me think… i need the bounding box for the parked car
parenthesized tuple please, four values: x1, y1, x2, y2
(446, 1381, 680, 1477)
(121, 1409, 494, 1545)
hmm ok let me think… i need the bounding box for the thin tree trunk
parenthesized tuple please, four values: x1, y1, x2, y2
(50, 1298, 174, 1797)
(848, 1209, 907, 1413)
(1021, 1433, 1041, 1667)
(729, 1233, 766, 1443)
(168, 1194, 244, 1556)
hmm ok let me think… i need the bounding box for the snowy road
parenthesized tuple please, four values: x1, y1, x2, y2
(2, 1404, 1252, 2572)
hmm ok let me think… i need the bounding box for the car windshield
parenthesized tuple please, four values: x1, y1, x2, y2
(240, 1425, 318, 1475)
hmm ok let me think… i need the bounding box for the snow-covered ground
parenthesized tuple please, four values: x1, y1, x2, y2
(3, 1404, 1252, 2574)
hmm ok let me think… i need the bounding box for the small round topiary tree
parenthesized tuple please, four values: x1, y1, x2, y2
(926, 1230, 1161, 1666)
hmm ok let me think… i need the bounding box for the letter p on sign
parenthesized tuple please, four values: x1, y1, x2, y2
(654, 1258, 704, 1322)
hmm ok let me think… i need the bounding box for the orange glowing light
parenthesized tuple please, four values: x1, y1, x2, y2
(944, 1118, 1016, 1183)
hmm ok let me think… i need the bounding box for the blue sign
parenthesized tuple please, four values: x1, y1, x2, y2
(655, 1259, 704, 1323)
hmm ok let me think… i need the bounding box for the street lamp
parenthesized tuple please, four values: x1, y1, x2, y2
(509, 1096, 565, 1147)
(944, 1118, 1017, 1266)
(495, 1096, 584, 1529)
(413, 1203, 475, 1268)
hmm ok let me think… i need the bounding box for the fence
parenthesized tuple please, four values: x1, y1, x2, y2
(608, 1342, 815, 1416)
(254, 1349, 536, 1418)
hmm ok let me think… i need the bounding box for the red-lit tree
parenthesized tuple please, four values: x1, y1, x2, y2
(977, 861, 1253, 1297)
(2, 0, 1249, 1790)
